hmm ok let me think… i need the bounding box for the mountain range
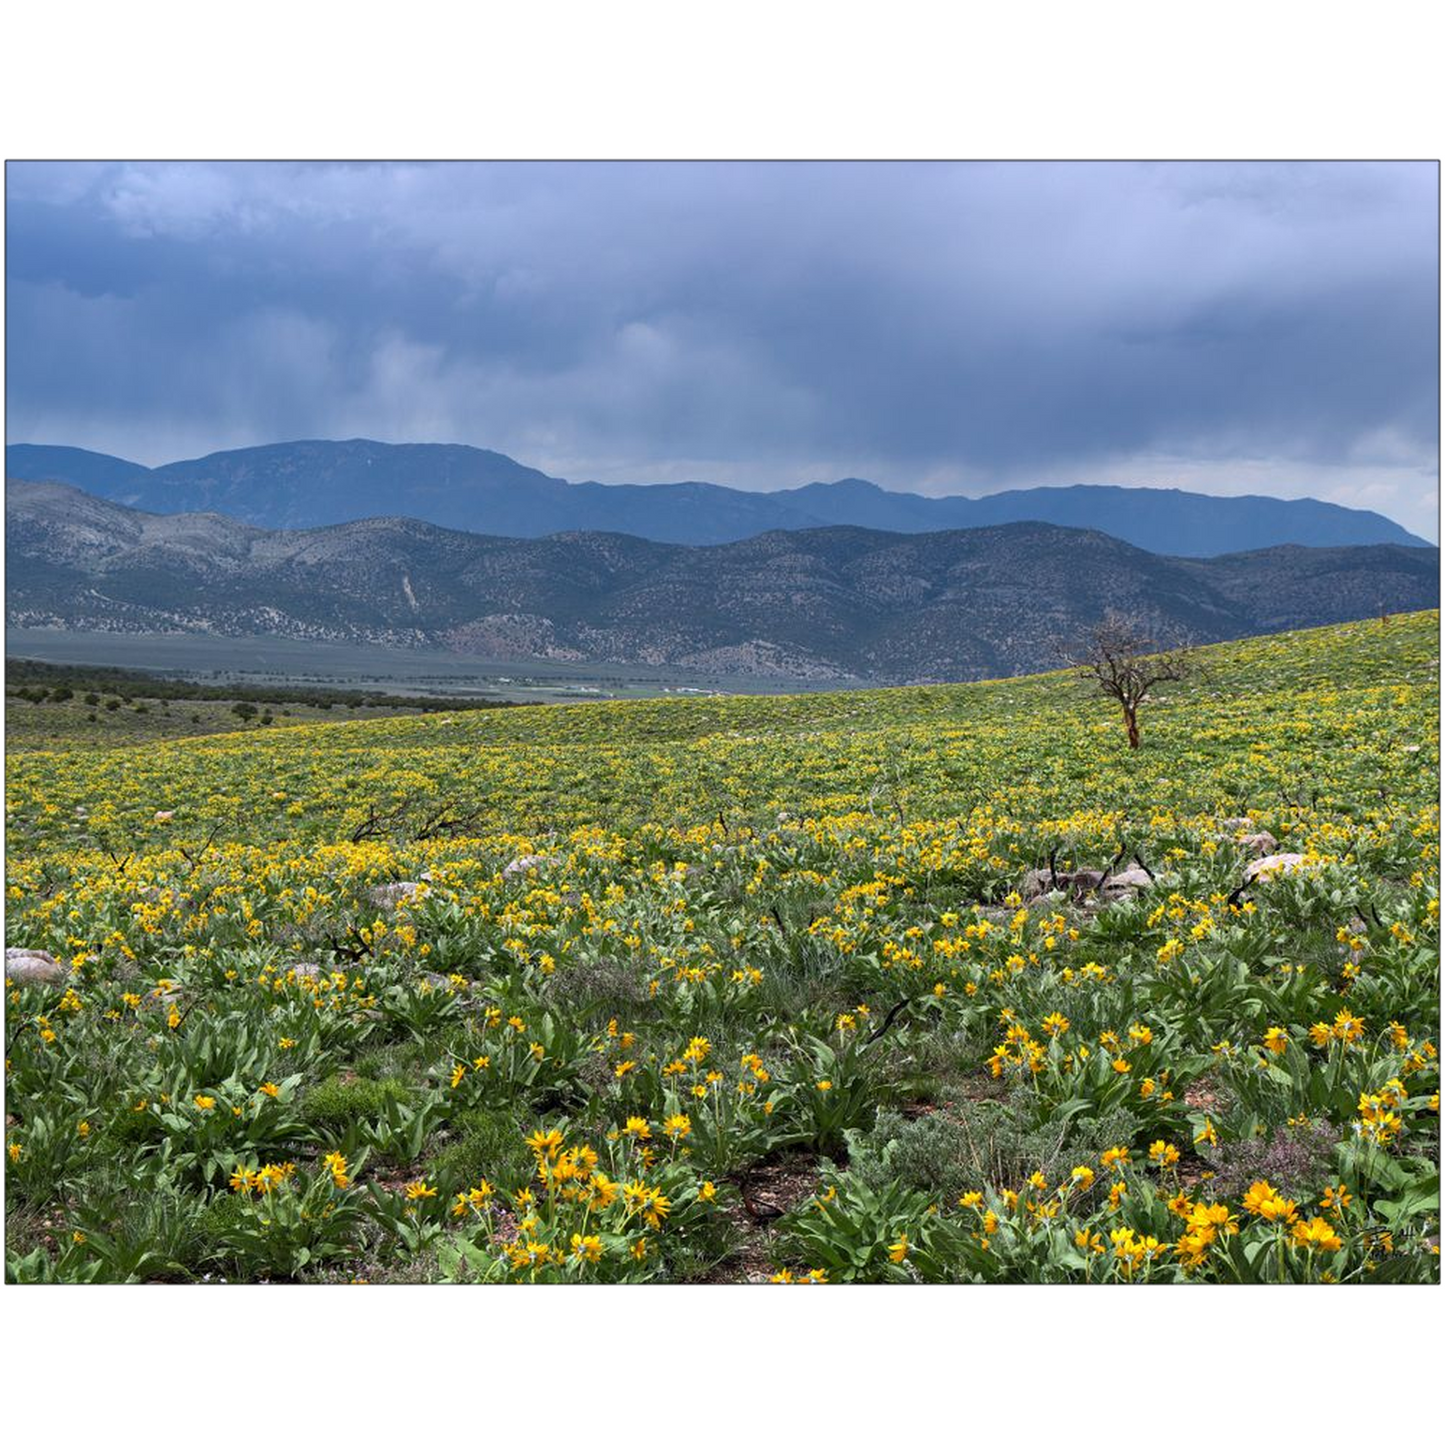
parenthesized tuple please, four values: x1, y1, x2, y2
(8, 481, 1438, 684)
(6, 439, 1431, 556)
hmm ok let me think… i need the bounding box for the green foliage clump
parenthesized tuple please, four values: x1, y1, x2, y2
(301, 1074, 414, 1130)
(847, 1092, 1146, 1202)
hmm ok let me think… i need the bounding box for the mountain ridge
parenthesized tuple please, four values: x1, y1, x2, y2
(6, 439, 1430, 556)
(7, 480, 1438, 684)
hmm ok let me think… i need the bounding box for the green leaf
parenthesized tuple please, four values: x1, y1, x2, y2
(1373, 1172, 1440, 1225)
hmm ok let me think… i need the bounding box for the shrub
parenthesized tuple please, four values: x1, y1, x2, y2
(1206, 1122, 1344, 1203)
(430, 1107, 534, 1194)
(300, 1074, 413, 1132)
(846, 1091, 1148, 1200)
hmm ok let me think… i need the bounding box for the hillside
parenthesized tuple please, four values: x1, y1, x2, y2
(7, 481, 1439, 683)
(5, 613, 1439, 1284)
(7, 439, 1430, 554)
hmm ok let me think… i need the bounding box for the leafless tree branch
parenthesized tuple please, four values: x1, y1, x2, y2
(1056, 611, 1199, 749)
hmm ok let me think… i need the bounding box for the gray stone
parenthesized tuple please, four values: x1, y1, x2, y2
(1020, 868, 1056, 899)
(503, 854, 546, 880)
(1244, 852, 1310, 882)
(1239, 831, 1278, 856)
(5, 948, 67, 988)
(368, 881, 423, 909)
(1103, 865, 1153, 891)
(1024, 864, 1155, 901)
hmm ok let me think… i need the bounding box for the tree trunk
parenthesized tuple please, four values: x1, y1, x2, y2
(1124, 706, 1140, 749)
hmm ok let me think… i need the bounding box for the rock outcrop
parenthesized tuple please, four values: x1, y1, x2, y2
(6, 948, 68, 988)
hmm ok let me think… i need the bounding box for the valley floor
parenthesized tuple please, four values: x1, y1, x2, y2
(5, 627, 864, 703)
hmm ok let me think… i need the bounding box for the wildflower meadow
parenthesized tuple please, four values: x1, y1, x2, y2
(4, 612, 1439, 1282)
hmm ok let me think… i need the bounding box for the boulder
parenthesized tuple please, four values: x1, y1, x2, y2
(503, 855, 546, 880)
(1216, 816, 1253, 832)
(1020, 869, 1063, 900)
(368, 881, 423, 909)
(1103, 865, 1153, 891)
(1022, 864, 1154, 902)
(1244, 852, 1310, 883)
(1238, 831, 1278, 856)
(6, 948, 68, 988)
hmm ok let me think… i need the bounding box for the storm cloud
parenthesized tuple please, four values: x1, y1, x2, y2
(5, 160, 1439, 537)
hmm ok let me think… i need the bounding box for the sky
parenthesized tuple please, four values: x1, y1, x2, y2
(5, 159, 1440, 539)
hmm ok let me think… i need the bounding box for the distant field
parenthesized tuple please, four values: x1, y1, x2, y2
(5, 611, 1439, 1284)
(4, 628, 859, 702)
(2, 690, 459, 752)
(3, 656, 521, 752)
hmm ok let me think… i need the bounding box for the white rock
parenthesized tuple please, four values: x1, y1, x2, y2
(1019, 868, 1061, 900)
(1244, 852, 1311, 882)
(1022, 863, 1155, 900)
(1104, 865, 1154, 890)
(503, 855, 546, 880)
(1239, 831, 1278, 855)
(6, 948, 68, 987)
(368, 881, 422, 909)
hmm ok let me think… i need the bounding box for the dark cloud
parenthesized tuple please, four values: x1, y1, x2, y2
(5, 160, 1438, 536)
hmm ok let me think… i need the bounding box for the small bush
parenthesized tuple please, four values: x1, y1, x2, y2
(847, 1090, 1148, 1200)
(300, 1074, 413, 1130)
(1206, 1122, 1343, 1203)
(430, 1107, 534, 1193)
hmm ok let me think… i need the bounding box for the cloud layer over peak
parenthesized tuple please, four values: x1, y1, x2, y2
(6, 160, 1438, 538)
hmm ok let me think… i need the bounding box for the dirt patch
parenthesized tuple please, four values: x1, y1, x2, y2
(705, 1151, 822, 1283)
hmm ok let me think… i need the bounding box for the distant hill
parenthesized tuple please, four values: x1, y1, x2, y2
(6, 444, 154, 497)
(7, 481, 1437, 683)
(6, 439, 1430, 556)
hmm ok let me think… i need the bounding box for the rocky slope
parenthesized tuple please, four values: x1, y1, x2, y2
(7, 481, 1438, 683)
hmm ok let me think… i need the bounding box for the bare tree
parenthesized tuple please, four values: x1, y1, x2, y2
(1060, 612, 1196, 749)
